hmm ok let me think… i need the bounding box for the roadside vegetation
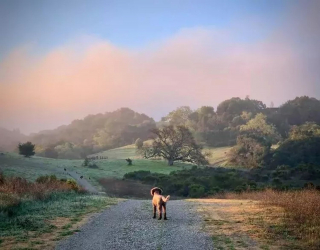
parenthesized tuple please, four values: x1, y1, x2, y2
(0, 173, 117, 249)
(194, 189, 320, 249)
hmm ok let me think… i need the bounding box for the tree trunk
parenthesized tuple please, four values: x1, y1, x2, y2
(168, 159, 174, 166)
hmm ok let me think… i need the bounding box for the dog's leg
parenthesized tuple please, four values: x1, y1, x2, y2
(163, 204, 167, 220)
(158, 205, 162, 220)
(153, 205, 156, 219)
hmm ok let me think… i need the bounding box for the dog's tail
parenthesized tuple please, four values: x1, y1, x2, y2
(162, 195, 170, 202)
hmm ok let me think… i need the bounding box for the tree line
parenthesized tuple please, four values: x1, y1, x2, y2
(6, 96, 320, 162)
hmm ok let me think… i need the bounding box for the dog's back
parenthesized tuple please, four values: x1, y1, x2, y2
(151, 187, 170, 220)
(152, 193, 170, 206)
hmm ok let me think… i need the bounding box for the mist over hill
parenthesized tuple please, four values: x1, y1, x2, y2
(0, 127, 27, 152)
(2, 96, 320, 160)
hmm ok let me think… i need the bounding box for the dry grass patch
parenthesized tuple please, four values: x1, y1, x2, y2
(216, 190, 320, 249)
(189, 199, 297, 250)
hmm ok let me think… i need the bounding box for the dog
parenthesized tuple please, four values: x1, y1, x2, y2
(150, 187, 170, 220)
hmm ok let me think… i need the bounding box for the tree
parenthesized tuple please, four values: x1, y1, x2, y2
(279, 96, 320, 126)
(216, 97, 266, 118)
(289, 122, 320, 140)
(161, 106, 193, 126)
(141, 125, 208, 166)
(135, 138, 143, 149)
(229, 114, 280, 168)
(18, 142, 35, 157)
(240, 113, 281, 144)
(272, 122, 320, 168)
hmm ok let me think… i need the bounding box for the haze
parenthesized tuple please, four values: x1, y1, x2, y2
(0, 0, 319, 134)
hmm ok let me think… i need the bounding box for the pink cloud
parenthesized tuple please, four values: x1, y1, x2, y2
(0, 6, 319, 134)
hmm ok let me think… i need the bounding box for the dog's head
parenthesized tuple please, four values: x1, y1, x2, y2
(150, 187, 163, 196)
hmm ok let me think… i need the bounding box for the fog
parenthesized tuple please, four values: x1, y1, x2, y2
(0, 0, 319, 134)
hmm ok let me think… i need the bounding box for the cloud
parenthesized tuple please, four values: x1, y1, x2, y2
(0, 1, 319, 134)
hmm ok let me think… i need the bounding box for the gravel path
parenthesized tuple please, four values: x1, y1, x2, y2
(56, 199, 214, 250)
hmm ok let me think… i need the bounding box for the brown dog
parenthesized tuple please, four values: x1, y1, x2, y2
(150, 187, 170, 220)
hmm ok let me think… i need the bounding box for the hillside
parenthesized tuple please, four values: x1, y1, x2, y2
(91, 143, 233, 165)
(29, 108, 156, 159)
(0, 152, 190, 190)
(89, 144, 140, 159)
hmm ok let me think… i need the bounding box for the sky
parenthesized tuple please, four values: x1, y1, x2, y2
(0, 0, 320, 134)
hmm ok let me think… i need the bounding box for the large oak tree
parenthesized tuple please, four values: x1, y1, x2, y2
(141, 125, 208, 166)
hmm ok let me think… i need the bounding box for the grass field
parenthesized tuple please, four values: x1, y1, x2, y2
(203, 146, 232, 165)
(0, 145, 234, 191)
(89, 144, 140, 159)
(92, 144, 233, 165)
(0, 152, 191, 190)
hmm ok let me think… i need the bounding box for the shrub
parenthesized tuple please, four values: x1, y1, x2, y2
(88, 162, 99, 169)
(0, 193, 21, 217)
(123, 168, 248, 197)
(189, 184, 206, 198)
(36, 175, 58, 184)
(82, 158, 89, 167)
(66, 179, 79, 191)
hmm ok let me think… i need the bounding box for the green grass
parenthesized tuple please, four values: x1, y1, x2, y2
(94, 144, 234, 165)
(202, 146, 232, 165)
(0, 192, 117, 239)
(0, 145, 233, 191)
(89, 144, 140, 159)
(0, 152, 192, 190)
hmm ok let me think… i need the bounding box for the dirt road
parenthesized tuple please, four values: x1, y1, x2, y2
(56, 199, 213, 250)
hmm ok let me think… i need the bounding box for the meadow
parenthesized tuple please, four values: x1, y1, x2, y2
(202, 146, 232, 165)
(0, 150, 192, 191)
(0, 145, 233, 189)
(89, 144, 141, 159)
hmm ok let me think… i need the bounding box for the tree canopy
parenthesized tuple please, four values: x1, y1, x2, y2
(229, 113, 279, 168)
(279, 96, 320, 125)
(18, 142, 35, 157)
(141, 125, 208, 166)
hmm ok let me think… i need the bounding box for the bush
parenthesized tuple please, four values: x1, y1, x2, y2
(36, 175, 58, 184)
(273, 137, 320, 167)
(82, 158, 89, 166)
(88, 162, 99, 169)
(123, 168, 248, 197)
(189, 184, 206, 198)
(66, 179, 80, 191)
